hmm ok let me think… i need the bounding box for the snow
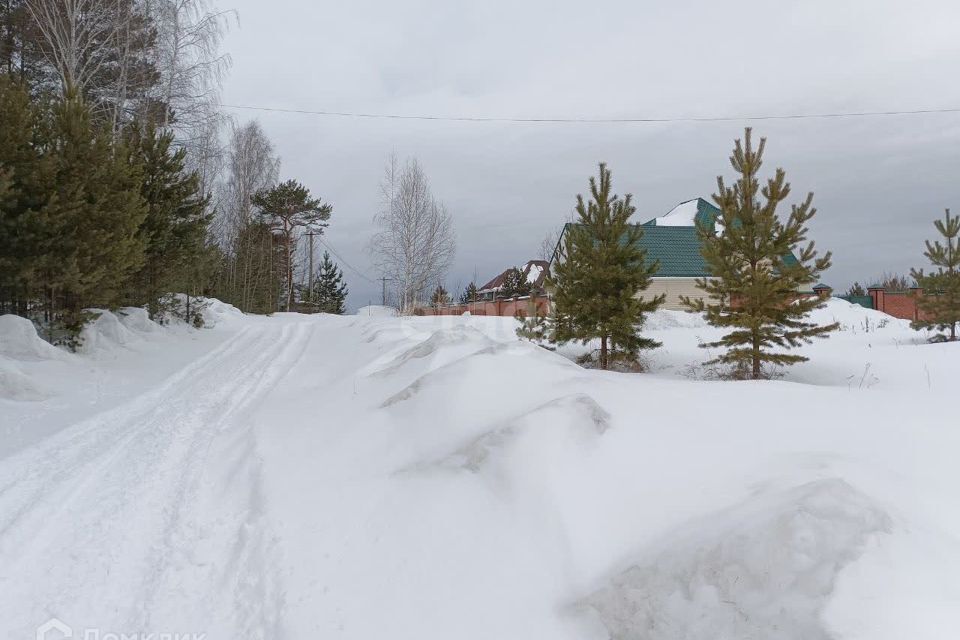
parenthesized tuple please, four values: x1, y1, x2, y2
(651, 198, 700, 226)
(2, 298, 959, 639)
(355, 304, 399, 317)
(526, 262, 544, 283)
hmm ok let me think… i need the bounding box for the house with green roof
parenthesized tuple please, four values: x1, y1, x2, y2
(554, 197, 802, 310)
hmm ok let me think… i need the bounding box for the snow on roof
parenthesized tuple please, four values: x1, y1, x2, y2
(479, 260, 550, 293)
(652, 199, 700, 227)
(526, 263, 543, 284)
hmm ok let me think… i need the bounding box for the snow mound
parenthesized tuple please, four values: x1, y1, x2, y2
(201, 297, 245, 327)
(356, 305, 399, 317)
(79, 309, 142, 355)
(809, 298, 909, 332)
(117, 307, 162, 334)
(379, 342, 526, 408)
(583, 478, 891, 640)
(363, 326, 497, 377)
(0, 358, 51, 401)
(440, 393, 610, 473)
(645, 308, 710, 331)
(0, 314, 66, 362)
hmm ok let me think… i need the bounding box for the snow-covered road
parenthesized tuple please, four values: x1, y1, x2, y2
(3, 303, 960, 640)
(1, 320, 315, 639)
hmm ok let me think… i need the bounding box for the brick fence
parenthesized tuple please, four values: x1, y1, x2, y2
(867, 286, 930, 322)
(414, 295, 551, 317)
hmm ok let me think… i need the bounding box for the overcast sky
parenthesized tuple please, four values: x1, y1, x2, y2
(220, 0, 960, 309)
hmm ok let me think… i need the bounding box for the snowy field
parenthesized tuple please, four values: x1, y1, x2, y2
(1, 299, 959, 639)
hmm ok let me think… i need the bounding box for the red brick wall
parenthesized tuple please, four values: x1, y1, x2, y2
(868, 288, 931, 322)
(415, 295, 551, 317)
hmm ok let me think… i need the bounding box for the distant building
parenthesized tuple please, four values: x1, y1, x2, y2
(477, 260, 551, 301)
(555, 198, 801, 310)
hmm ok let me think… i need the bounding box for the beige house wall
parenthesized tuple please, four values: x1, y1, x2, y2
(642, 277, 712, 311)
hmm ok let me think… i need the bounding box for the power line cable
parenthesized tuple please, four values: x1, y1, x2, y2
(219, 102, 960, 124)
(314, 236, 379, 284)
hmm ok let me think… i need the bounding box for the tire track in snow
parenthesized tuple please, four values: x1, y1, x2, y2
(0, 320, 314, 639)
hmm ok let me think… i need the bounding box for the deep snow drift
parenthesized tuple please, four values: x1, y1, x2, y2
(1, 298, 959, 639)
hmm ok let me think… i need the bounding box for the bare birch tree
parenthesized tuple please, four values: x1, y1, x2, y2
(150, 0, 231, 134)
(25, 0, 121, 93)
(214, 120, 281, 311)
(372, 153, 455, 312)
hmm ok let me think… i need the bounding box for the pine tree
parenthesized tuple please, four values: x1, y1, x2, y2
(460, 282, 478, 304)
(125, 122, 210, 316)
(251, 179, 332, 312)
(226, 220, 282, 314)
(911, 208, 960, 341)
(499, 266, 532, 298)
(0, 75, 47, 315)
(38, 93, 147, 333)
(309, 251, 348, 314)
(498, 267, 523, 298)
(549, 163, 663, 370)
(430, 284, 450, 305)
(682, 128, 837, 379)
(845, 282, 866, 297)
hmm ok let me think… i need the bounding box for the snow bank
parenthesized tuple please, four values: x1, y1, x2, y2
(0, 314, 66, 361)
(355, 304, 399, 317)
(79, 309, 145, 355)
(201, 297, 246, 327)
(0, 358, 51, 401)
(0, 315, 63, 401)
(584, 479, 891, 640)
(644, 308, 709, 330)
(809, 297, 911, 332)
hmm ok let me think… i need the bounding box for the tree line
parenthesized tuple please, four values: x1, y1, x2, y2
(521, 128, 837, 377)
(524, 127, 960, 375)
(0, 0, 349, 345)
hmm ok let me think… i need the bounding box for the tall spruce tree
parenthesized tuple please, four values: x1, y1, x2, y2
(126, 123, 210, 316)
(682, 128, 837, 379)
(911, 208, 960, 341)
(309, 251, 348, 314)
(251, 179, 332, 312)
(549, 163, 663, 370)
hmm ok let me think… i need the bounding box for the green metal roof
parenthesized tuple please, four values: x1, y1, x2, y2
(558, 197, 802, 278)
(631, 225, 709, 277)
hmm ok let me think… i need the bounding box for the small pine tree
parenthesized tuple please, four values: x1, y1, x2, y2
(126, 123, 210, 317)
(845, 282, 866, 297)
(682, 128, 837, 379)
(460, 282, 478, 304)
(548, 163, 663, 370)
(310, 251, 348, 314)
(911, 208, 960, 341)
(430, 284, 450, 305)
(870, 272, 913, 291)
(251, 179, 332, 312)
(498, 267, 524, 298)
